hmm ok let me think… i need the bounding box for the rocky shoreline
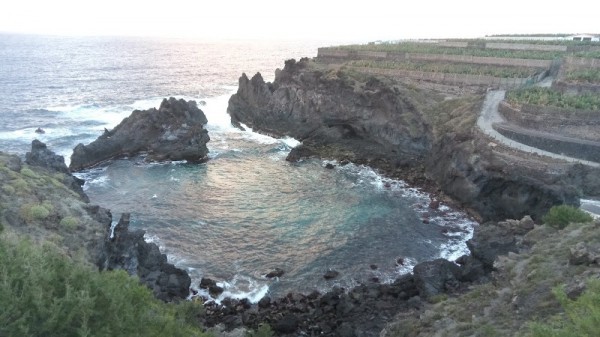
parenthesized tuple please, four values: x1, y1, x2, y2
(195, 216, 534, 336)
(3, 67, 596, 336)
(227, 58, 586, 222)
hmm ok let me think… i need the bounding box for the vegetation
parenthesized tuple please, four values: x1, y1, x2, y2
(505, 87, 600, 110)
(0, 235, 210, 337)
(21, 204, 51, 222)
(566, 68, 600, 83)
(60, 216, 79, 230)
(331, 42, 565, 60)
(528, 279, 600, 337)
(542, 204, 593, 229)
(348, 60, 538, 78)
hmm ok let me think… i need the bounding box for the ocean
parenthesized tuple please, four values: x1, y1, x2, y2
(0, 34, 476, 301)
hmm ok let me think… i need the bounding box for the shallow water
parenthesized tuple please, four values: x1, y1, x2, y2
(0, 35, 477, 301)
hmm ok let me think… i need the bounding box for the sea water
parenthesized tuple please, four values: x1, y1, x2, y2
(0, 34, 476, 301)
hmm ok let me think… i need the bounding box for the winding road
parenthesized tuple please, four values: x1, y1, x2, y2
(476, 90, 600, 168)
(477, 88, 600, 216)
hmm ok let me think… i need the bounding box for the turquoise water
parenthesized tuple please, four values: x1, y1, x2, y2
(0, 35, 476, 301)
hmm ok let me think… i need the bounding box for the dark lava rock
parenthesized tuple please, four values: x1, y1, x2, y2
(396, 257, 405, 266)
(265, 267, 285, 278)
(413, 258, 461, 299)
(5, 155, 22, 172)
(258, 296, 271, 308)
(200, 277, 218, 289)
(27, 139, 70, 174)
(325, 163, 335, 169)
(35, 127, 45, 134)
(273, 314, 299, 334)
(429, 199, 440, 209)
(370, 264, 378, 270)
(209, 285, 224, 297)
(26, 140, 89, 202)
(323, 270, 340, 280)
(70, 97, 210, 171)
(97, 213, 191, 302)
(467, 222, 518, 270)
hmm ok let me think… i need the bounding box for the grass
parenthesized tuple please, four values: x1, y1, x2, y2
(565, 68, 600, 84)
(528, 279, 600, 337)
(505, 87, 600, 110)
(0, 235, 210, 337)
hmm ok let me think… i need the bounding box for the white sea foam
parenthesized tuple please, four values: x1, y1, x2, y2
(192, 274, 269, 305)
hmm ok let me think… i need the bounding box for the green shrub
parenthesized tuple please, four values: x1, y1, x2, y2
(59, 216, 79, 230)
(0, 237, 209, 337)
(20, 167, 38, 178)
(542, 205, 593, 229)
(247, 324, 274, 337)
(22, 204, 51, 222)
(2, 185, 15, 195)
(12, 178, 28, 191)
(528, 279, 600, 336)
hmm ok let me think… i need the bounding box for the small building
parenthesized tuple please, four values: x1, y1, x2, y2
(569, 34, 600, 42)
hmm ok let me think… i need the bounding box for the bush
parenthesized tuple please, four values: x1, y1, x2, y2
(60, 216, 79, 230)
(542, 204, 593, 229)
(22, 204, 51, 222)
(20, 167, 38, 178)
(0, 237, 209, 337)
(2, 185, 15, 195)
(528, 279, 600, 336)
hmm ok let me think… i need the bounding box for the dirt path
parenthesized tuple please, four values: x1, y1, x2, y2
(476, 90, 600, 168)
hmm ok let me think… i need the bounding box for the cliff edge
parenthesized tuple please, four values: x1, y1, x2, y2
(227, 58, 580, 221)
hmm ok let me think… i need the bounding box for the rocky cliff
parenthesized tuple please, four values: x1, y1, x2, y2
(227, 58, 579, 221)
(1, 141, 191, 302)
(70, 97, 210, 171)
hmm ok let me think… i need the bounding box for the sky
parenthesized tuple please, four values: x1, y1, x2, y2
(0, 0, 598, 42)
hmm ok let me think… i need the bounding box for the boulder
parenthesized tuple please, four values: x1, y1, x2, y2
(96, 213, 191, 302)
(70, 97, 210, 171)
(467, 222, 518, 270)
(413, 259, 461, 298)
(324, 270, 340, 280)
(265, 267, 285, 278)
(26, 140, 88, 202)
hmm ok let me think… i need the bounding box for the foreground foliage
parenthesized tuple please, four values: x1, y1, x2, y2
(0, 235, 209, 337)
(529, 279, 600, 337)
(542, 204, 593, 229)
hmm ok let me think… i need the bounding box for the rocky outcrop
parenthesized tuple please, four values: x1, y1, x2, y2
(425, 134, 580, 221)
(227, 58, 580, 221)
(96, 213, 191, 302)
(228, 58, 431, 168)
(26, 140, 89, 202)
(70, 97, 210, 171)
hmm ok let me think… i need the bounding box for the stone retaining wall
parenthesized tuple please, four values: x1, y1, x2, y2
(494, 123, 600, 162)
(498, 101, 600, 128)
(350, 66, 529, 89)
(317, 48, 552, 68)
(485, 42, 567, 52)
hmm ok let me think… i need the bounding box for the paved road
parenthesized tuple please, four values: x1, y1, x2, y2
(476, 90, 600, 168)
(581, 199, 600, 219)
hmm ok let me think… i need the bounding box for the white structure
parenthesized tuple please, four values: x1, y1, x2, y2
(569, 34, 600, 42)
